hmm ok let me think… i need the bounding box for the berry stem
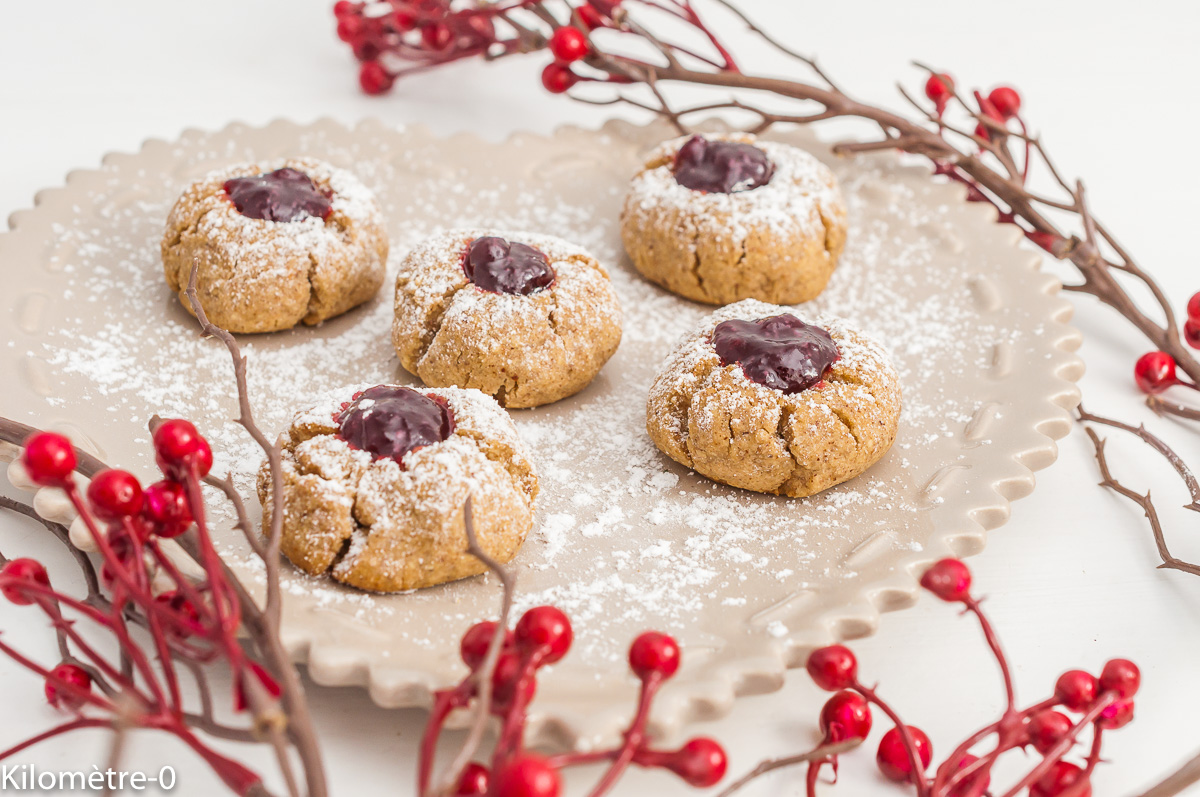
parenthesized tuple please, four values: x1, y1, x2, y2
(711, 740, 859, 797)
(935, 697, 1058, 793)
(850, 681, 930, 797)
(0, 637, 117, 714)
(0, 717, 113, 761)
(1084, 727, 1104, 776)
(963, 596, 1015, 711)
(585, 674, 662, 797)
(995, 692, 1117, 797)
(417, 689, 467, 795)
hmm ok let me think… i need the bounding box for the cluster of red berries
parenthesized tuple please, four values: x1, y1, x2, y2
(333, 1, 622, 97)
(23, 422, 209, 586)
(1132, 292, 1200, 394)
(800, 558, 1137, 796)
(541, 1, 622, 94)
(923, 72, 1022, 141)
(335, 0, 497, 95)
(422, 607, 725, 796)
(2, 421, 217, 712)
(0, 557, 93, 713)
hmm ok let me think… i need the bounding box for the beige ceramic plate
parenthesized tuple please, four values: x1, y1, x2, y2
(0, 118, 1082, 749)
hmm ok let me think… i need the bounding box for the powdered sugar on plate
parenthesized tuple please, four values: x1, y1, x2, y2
(17, 121, 1052, 678)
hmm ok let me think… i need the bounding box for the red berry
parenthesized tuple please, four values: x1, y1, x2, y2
(578, 5, 606, 28)
(1188, 292, 1200, 321)
(333, 1, 357, 17)
(153, 419, 213, 480)
(945, 753, 990, 797)
(336, 14, 364, 43)
(919, 558, 972, 602)
(541, 62, 577, 94)
(142, 480, 192, 538)
(974, 122, 991, 142)
(806, 645, 857, 691)
(0, 558, 50, 605)
(876, 725, 933, 783)
(514, 606, 573, 664)
(155, 590, 201, 639)
(1027, 709, 1073, 754)
(1099, 658, 1140, 699)
(454, 762, 489, 795)
(549, 27, 589, 62)
(87, 469, 143, 521)
(1186, 318, 1200, 349)
(421, 22, 452, 50)
(1134, 351, 1177, 394)
(666, 737, 727, 787)
(1030, 761, 1091, 797)
(21, 432, 77, 487)
(491, 651, 536, 712)
(818, 690, 872, 741)
(988, 86, 1022, 120)
(1055, 670, 1099, 712)
(461, 620, 512, 670)
(924, 73, 955, 108)
(628, 631, 680, 681)
(45, 663, 92, 711)
(353, 40, 381, 61)
(493, 755, 560, 797)
(394, 10, 418, 31)
(359, 61, 393, 95)
(1097, 698, 1135, 730)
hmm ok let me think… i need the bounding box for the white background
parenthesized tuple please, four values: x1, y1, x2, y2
(3, 1, 1200, 794)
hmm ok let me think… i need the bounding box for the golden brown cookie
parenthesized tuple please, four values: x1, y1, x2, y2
(162, 157, 388, 333)
(621, 133, 847, 305)
(391, 229, 623, 408)
(646, 299, 900, 497)
(257, 384, 538, 592)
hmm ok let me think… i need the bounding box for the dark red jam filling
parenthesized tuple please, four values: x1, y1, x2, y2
(671, 135, 775, 194)
(223, 167, 333, 223)
(336, 385, 455, 462)
(463, 236, 556, 296)
(711, 315, 839, 394)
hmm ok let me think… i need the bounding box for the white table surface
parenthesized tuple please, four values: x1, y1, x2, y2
(3, 1, 1200, 794)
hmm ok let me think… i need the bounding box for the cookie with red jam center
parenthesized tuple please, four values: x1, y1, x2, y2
(647, 299, 900, 497)
(259, 384, 539, 592)
(162, 157, 388, 333)
(621, 133, 847, 305)
(392, 229, 623, 408)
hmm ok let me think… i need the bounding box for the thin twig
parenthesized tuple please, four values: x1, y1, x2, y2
(432, 498, 516, 796)
(1079, 406, 1200, 511)
(712, 739, 860, 796)
(1081, 425, 1200, 576)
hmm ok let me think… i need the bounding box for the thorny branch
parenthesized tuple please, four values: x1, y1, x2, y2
(1077, 408, 1200, 577)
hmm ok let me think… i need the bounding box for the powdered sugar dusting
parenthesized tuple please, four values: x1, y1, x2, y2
(19, 122, 1047, 675)
(392, 227, 622, 391)
(167, 156, 384, 279)
(622, 133, 845, 247)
